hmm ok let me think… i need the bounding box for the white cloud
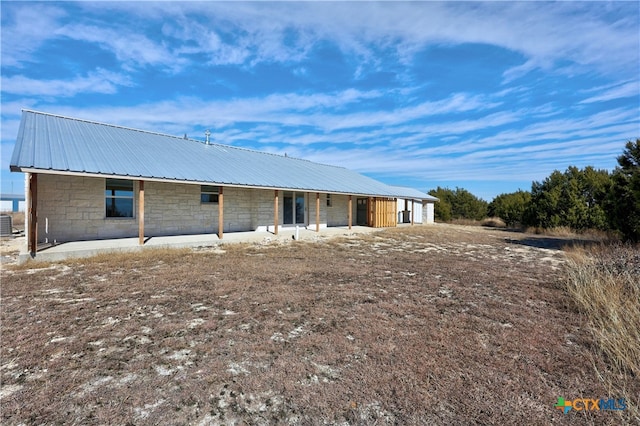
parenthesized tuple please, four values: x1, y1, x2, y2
(2, 2, 637, 197)
(580, 81, 640, 104)
(0, 4, 67, 68)
(17, 90, 631, 182)
(12, 1, 632, 80)
(54, 24, 184, 72)
(27, 89, 500, 137)
(2, 69, 133, 97)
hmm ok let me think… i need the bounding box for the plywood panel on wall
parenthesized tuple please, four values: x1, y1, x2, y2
(370, 197, 397, 228)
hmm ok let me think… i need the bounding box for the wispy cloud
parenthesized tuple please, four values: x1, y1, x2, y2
(1, 2, 638, 198)
(55, 24, 184, 72)
(0, 4, 67, 68)
(580, 81, 640, 104)
(2, 69, 133, 97)
(5, 2, 635, 80)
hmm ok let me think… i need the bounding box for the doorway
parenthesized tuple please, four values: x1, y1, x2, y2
(283, 192, 305, 225)
(356, 198, 368, 226)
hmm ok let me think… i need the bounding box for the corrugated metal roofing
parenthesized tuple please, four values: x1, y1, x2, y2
(10, 110, 438, 200)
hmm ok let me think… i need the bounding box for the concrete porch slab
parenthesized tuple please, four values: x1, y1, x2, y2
(16, 226, 380, 264)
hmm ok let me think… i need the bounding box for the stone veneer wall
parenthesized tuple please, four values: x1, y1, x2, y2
(306, 192, 328, 230)
(251, 190, 330, 232)
(251, 189, 277, 232)
(327, 194, 351, 227)
(36, 174, 139, 242)
(34, 174, 340, 242)
(144, 181, 218, 236)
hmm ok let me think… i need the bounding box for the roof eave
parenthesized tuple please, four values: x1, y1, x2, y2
(15, 168, 425, 199)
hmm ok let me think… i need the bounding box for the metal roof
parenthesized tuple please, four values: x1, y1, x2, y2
(10, 110, 438, 201)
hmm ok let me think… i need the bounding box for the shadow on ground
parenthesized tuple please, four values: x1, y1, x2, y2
(505, 236, 584, 250)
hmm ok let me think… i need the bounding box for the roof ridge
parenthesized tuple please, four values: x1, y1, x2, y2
(22, 109, 191, 141)
(20, 109, 349, 170)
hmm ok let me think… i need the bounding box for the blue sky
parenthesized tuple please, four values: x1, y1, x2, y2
(1, 1, 639, 201)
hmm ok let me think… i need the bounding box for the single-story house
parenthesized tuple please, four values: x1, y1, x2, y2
(10, 110, 438, 256)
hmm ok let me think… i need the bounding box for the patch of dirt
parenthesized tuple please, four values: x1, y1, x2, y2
(1, 224, 634, 424)
(0, 236, 24, 265)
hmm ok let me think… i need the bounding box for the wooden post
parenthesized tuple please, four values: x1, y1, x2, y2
(394, 198, 398, 226)
(316, 192, 320, 232)
(138, 180, 145, 245)
(369, 197, 375, 227)
(348, 195, 352, 230)
(274, 190, 279, 235)
(28, 173, 38, 256)
(411, 199, 415, 226)
(218, 186, 224, 239)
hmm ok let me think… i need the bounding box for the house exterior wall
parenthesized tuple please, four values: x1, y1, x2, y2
(36, 174, 139, 242)
(32, 174, 346, 243)
(145, 181, 216, 236)
(327, 194, 351, 226)
(423, 201, 435, 224)
(219, 186, 253, 233)
(370, 198, 397, 228)
(250, 189, 275, 232)
(396, 198, 423, 224)
(253, 190, 329, 232)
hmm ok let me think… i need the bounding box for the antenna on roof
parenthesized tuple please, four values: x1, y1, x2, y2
(205, 129, 211, 145)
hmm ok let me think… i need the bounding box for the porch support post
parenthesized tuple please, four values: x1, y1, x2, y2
(411, 199, 415, 226)
(394, 198, 398, 226)
(28, 173, 38, 256)
(369, 197, 374, 227)
(274, 190, 279, 235)
(316, 192, 320, 232)
(138, 180, 145, 245)
(348, 195, 352, 230)
(218, 186, 224, 239)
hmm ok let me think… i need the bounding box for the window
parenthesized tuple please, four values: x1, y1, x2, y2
(105, 179, 134, 218)
(201, 185, 219, 203)
(326, 193, 332, 207)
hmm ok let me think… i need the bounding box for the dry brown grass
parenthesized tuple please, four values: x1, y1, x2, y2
(0, 211, 25, 228)
(448, 217, 506, 228)
(449, 218, 484, 226)
(564, 243, 640, 421)
(525, 226, 617, 242)
(1, 225, 635, 424)
(481, 217, 507, 228)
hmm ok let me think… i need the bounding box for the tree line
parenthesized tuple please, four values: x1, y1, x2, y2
(428, 139, 640, 242)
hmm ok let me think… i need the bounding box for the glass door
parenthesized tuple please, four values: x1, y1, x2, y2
(356, 198, 368, 226)
(284, 193, 293, 224)
(283, 192, 305, 225)
(295, 193, 305, 224)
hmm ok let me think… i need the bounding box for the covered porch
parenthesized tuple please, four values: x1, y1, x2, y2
(17, 225, 379, 264)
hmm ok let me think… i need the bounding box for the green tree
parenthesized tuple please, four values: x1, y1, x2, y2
(488, 190, 531, 227)
(428, 186, 452, 221)
(524, 170, 564, 228)
(428, 187, 487, 221)
(450, 187, 488, 220)
(575, 166, 611, 230)
(524, 166, 611, 230)
(609, 139, 640, 241)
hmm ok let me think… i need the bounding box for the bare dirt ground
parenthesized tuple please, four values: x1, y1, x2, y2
(1, 224, 635, 425)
